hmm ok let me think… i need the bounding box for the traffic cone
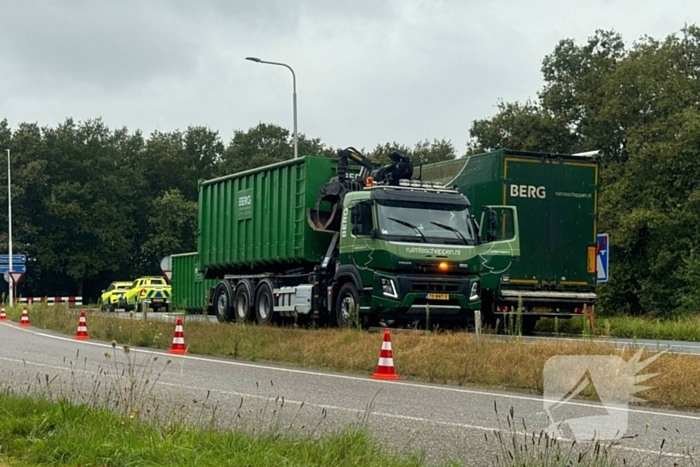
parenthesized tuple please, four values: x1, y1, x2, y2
(74, 310, 89, 340)
(168, 316, 186, 355)
(20, 305, 30, 327)
(0, 305, 6, 321)
(371, 328, 400, 380)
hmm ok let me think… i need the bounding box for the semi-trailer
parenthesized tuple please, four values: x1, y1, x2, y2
(422, 149, 599, 330)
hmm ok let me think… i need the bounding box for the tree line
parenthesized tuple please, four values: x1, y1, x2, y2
(2, 24, 698, 317)
(0, 119, 455, 300)
(468, 25, 700, 316)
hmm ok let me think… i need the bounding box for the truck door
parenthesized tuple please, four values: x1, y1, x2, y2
(503, 156, 551, 286)
(503, 156, 597, 288)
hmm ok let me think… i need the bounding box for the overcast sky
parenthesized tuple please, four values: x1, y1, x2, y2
(1, 0, 697, 153)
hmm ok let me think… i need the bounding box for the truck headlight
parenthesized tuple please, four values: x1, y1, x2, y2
(469, 281, 481, 301)
(380, 277, 398, 298)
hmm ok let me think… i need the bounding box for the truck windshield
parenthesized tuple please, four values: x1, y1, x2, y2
(376, 201, 476, 245)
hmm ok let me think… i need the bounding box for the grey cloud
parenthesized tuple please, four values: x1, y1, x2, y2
(0, 0, 698, 151)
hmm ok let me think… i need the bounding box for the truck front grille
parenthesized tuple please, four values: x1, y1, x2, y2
(410, 282, 461, 293)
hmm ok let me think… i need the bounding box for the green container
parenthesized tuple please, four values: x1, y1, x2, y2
(423, 149, 599, 291)
(171, 252, 218, 313)
(198, 156, 337, 277)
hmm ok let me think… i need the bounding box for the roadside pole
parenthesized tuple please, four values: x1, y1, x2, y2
(475, 310, 482, 345)
(6, 149, 12, 306)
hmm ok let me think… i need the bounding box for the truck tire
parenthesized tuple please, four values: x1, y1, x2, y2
(254, 281, 274, 325)
(233, 279, 254, 323)
(334, 282, 358, 328)
(214, 281, 234, 323)
(522, 316, 539, 334)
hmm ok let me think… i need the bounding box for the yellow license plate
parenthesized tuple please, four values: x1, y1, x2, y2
(533, 307, 552, 313)
(426, 293, 449, 300)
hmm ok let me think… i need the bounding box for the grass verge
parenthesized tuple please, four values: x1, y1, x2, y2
(536, 314, 700, 341)
(0, 393, 426, 467)
(5, 304, 700, 411)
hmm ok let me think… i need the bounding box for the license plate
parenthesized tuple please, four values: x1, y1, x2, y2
(533, 306, 552, 313)
(152, 299, 163, 303)
(426, 293, 449, 300)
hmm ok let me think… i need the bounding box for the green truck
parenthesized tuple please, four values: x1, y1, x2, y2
(422, 149, 600, 330)
(182, 148, 520, 326)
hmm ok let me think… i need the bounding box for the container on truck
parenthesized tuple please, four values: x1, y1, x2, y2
(422, 149, 599, 330)
(169, 252, 218, 313)
(196, 148, 521, 326)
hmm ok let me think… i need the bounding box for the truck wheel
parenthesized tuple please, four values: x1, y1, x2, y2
(233, 280, 254, 323)
(522, 316, 539, 334)
(254, 281, 274, 325)
(214, 281, 234, 323)
(334, 282, 358, 328)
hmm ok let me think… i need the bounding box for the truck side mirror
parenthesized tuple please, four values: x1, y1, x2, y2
(350, 202, 373, 237)
(480, 207, 497, 242)
(487, 210, 498, 242)
(479, 206, 517, 243)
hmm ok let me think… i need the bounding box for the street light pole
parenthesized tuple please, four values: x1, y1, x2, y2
(6, 149, 12, 306)
(246, 57, 298, 159)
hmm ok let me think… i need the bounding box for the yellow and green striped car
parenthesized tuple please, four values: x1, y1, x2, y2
(118, 276, 171, 312)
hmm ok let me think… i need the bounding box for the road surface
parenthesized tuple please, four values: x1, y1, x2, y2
(1, 320, 697, 466)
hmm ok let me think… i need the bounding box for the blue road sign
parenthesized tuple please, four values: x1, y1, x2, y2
(596, 233, 609, 283)
(0, 254, 26, 264)
(0, 264, 26, 274)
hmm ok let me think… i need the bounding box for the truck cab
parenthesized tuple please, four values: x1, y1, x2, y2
(329, 180, 520, 326)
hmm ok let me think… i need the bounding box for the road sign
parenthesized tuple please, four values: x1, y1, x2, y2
(4, 271, 24, 285)
(8, 271, 24, 285)
(0, 264, 26, 274)
(0, 254, 25, 264)
(596, 233, 609, 283)
(160, 256, 172, 284)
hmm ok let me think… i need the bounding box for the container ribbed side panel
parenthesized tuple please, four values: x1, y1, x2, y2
(198, 156, 338, 276)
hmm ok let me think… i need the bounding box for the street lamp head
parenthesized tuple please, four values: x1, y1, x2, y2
(245, 57, 261, 63)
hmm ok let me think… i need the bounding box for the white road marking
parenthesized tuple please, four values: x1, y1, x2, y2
(3, 321, 700, 423)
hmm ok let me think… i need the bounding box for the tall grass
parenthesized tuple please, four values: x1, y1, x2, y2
(536, 314, 700, 341)
(488, 403, 696, 467)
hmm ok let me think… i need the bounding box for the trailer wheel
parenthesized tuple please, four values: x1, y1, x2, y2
(334, 282, 358, 328)
(233, 279, 254, 323)
(214, 281, 234, 323)
(255, 281, 274, 325)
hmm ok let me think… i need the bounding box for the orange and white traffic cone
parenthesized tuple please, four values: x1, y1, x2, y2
(168, 316, 186, 355)
(0, 304, 6, 321)
(20, 305, 30, 327)
(371, 328, 400, 380)
(74, 310, 89, 340)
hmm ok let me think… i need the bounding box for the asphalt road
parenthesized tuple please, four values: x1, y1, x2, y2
(2, 320, 698, 466)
